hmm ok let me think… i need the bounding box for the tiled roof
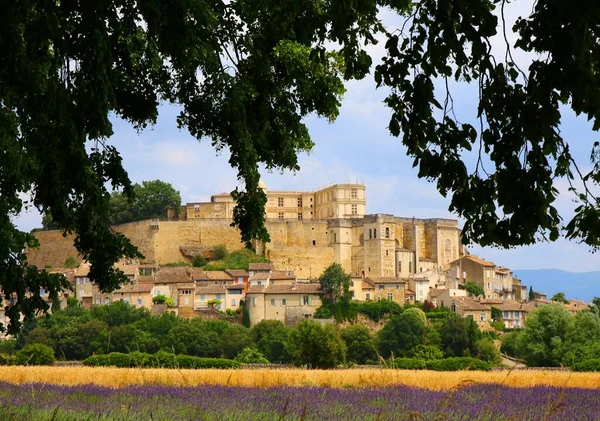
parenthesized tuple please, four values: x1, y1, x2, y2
(249, 272, 270, 281)
(453, 296, 491, 311)
(361, 281, 375, 289)
(139, 263, 158, 270)
(405, 289, 416, 295)
(270, 271, 296, 280)
(114, 264, 138, 276)
(137, 275, 155, 284)
(176, 283, 196, 290)
(190, 268, 209, 281)
(428, 288, 446, 298)
(226, 269, 249, 278)
(156, 267, 191, 283)
(115, 283, 153, 294)
(196, 285, 227, 294)
(206, 271, 233, 281)
(226, 284, 245, 290)
(249, 263, 274, 271)
(494, 300, 529, 312)
(366, 277, 405, 284)
(464, 255, 495, 267)
(247, 283, 321, 295)
(74, 264, 91, 277)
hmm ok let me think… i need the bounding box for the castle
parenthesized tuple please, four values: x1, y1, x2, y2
(28, 182, 466, 279)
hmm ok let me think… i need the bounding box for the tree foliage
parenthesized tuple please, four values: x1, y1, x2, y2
(7, 0, 600, 333)
(551, 292, 569, 304)
(464, 281, 485, 298)
(318, 263, 352, 304)
(287, 320, 346, 368)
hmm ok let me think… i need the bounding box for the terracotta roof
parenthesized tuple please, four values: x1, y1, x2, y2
(176, 283, 196, 290)
(429, 288, 446, 298)
(226, 269, 249, 278)
(249, 263, 274, 271)
(361, 281, 375, 289)
(480, 299, 505, 305)
(114, 264, 138, 276)
(453, 296, 491, 311)
(139, 263, 158, 270)
(137, 275, 155, 284)
(196, 285, 227, 294)
(494, 300, 529, 312)
(115, 283, 153, 294)
(226, 284, 245, 290)
(206, 271, 233, 281)
(270, 271, 296, 280)
(419, 257, 435, 262)
(156, 267, 191, 283)
(190, 268, 209, 281)
(247, 283, 321, 295)
(464, 255, 495, 267)
(74, 264, 91, 277)
(405, 289, 416, 295)
(250, 272, 271, 281)
(366, 277, 405, 284)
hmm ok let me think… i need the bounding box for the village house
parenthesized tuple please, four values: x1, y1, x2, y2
(481, 299, 533, 329)
(225, 269, 249, 292)
(364, 277, 405, 304)
(448, 255, 517, 300)
(153, 266, 192, 305)
(246, 283, 322, 326)
(350, 276, 374, 301)
(564, 299, 589, 315)
(248, 262, 274, 277)
(194, 284, 227, 311)
(449, 296, 492, 329)
(433, 288, 467, 309)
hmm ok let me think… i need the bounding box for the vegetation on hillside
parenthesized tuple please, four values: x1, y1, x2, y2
(202, 248, 269, 271)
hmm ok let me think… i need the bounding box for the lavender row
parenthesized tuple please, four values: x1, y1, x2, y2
(0, 382, 599, 420)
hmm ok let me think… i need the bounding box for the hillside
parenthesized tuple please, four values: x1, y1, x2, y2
(513, 269, 600, 302)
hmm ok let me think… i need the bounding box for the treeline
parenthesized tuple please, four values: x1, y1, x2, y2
(0, 301, 499, 369)
(501, 304, 600, 369)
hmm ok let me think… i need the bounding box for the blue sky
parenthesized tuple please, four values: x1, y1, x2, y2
(13, 2, 600, 272)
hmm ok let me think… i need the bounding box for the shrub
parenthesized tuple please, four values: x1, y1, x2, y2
(490, 321, 505, 331)
(15, 344, 55, 366)
(412, 345, 444, 361)
(152, 295, 167, 304)
(64, 257, 77, 269)
(475, 338, 501, 364)
(313, 305, 333, 319)
(0, 354, 16, 366)
(211, 245, 228, 261)
(235, 347, 269, 364)
(82, 351, 240, 369)
(572, 359, 600, 372)
(192, 255, 207, 267)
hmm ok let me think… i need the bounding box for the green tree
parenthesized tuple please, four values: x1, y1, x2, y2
(529, 287, 535, 301)
(211, 245, 228, 261)
(500, 331, 522, 358)
(192, 255, 207, 268)
(439, 314, 480, 358)
(166, 320, 221, 358)
(250, 320, 292, 364)
(377, 311, 427, 358)
(590, 297, 600, 316)
(516, 304, 573, 367)
(287, 321, 346, 369)
(9, 0, 600, 334)
(235, 347, 269, 364)
(91, 302, 149, 328)
(108, 180, 181, 225)
(318, 263, 352, 304)
(556, 311, 600, 367)
(475, 338, 501, 364)
(464, 281, 485, 298)
(551, 292, 570, 304)
(220, 324, 253, 360)
(341, 324, 378, 365)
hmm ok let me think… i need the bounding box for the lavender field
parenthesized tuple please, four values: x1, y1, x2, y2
(0, 381, 598, 420)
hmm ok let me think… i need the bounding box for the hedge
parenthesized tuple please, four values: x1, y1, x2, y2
(388, 357, 491, 371)
(571, 359, 600, 372)
(0, 354, 16, 366)
(83, 351, 240, 369)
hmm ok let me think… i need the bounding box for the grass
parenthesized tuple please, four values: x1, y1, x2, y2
(1, 366, 600, 390)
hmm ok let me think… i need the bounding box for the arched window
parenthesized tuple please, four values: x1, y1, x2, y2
(369, 229, 372, 239)
(385, 227, 390, 238)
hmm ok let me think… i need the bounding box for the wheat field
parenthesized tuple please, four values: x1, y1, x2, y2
(1, 366, 600, 390)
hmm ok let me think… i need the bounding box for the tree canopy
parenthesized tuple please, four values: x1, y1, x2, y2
(4, 0, 600, 333)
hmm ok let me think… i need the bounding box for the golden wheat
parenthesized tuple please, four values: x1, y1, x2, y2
(1, 367, 600, 390)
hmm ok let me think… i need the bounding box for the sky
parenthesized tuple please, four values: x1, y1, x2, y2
(12, 2, 600, 272)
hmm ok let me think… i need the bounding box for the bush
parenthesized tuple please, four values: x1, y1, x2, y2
(15, 344, 55, 366)
(152, 295, 167, 304)
(235, 347, 269, 364)
(572, 359, 600, 372)
(412, 345, 444, 361)
(475, 338, 501, 364)
(64, 257, 77, 268)
(0, 354, 16, 366)
(387, 357, 490, 371)
(192, 255, 207, 267)
(313, 306, 333, 319)
(211, 245, 228, 261)
(490, 321, 505, 331)
(82, 351, 240, 369)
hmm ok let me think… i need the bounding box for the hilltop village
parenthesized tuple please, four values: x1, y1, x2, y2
(11, 182, 589, 332)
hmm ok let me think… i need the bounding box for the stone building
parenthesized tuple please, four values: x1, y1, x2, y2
(29, 182, 466, 281)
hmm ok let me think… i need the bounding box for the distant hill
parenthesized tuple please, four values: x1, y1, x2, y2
(513, 269, 600, 303)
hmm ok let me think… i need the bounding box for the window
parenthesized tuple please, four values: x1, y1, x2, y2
(373, 229, 377, 238)
(271, 299, 276, 306)
(231, 298, 237, 306)
(298, 213, 303, 220)
(378, 285, 385, 290)
(184, 297, 189, 305)
(333, 233, 337, 243)
(351, 204, 358, 215)
(256, 280, 262, 286)
(312, 240, 316, 246)
(181, 290, 191, 295)
(480, 312, 486, 321)
(385, 227, 390, 238)
(200, 294, 206, 301)
(281, 298, 287, 306)
(369, 229, 372, 239)
(385, 250, 389, 257)
(278, 212, 284, 220)
(216, 294, 222, 300)
(387, 292, 393, 301)
(95, 298, 101, 305)
(251, 297, 257, 306)
(365, 293, 371, 300)
(302, 295, 310, 305)
(396, 284, 400, 290)
(409, 261, 412, 273)
(105, 297, 112, 305)
(278, 197, 284, 207)
(351, 188, 357, 199)
(297, 197, 302, 207)
(398, 261, 402, 272)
